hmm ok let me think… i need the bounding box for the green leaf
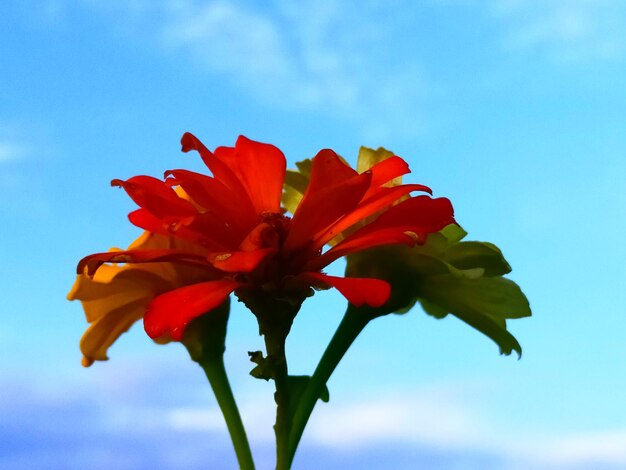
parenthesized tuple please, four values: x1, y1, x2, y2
(443, 241, 512, 276)
(295, 159, 313, 178)
(418, 298, 448, 318)
(286, 375, 329, 421)
(421, 276, 531, 320)
(418, 275, 531, 356)
(282, 183, 304, 215)
(439, 224, 467, 244)
(357, 146, 396, 174)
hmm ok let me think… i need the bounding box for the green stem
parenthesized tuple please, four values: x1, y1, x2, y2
(265, 333, 291, 470)
(200, 356, 256, 470)
(287, 305, 373, 466)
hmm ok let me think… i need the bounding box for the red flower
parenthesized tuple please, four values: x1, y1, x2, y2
(77, 134, 454, 341)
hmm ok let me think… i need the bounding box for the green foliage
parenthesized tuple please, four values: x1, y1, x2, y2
(346, 224, 531, 357)
(286, 375, 329, 421)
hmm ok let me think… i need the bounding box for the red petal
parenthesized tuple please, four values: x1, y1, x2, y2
(128, 209, 230, 251)
(210, 248, 277, 273)
(308, 229, 418, 271)
(313, 184, 432, 248)
(306, 149, 358, 194)
(164, 169, 255, 235)
(180, 133, 257, 221)
(77, 249, 212, 277)
(144, 279, 240, 341)
(111, 176, 197, 222)
(285, 149, 370, 252)
(303, 272, 390, 308)
(307, 196, 454, 270)
(352, 196, 455, 238)
(367, 156, 414, 189)
(214, 136, 285, 214)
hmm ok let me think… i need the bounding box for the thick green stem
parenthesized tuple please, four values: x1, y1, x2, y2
(265, 332, 291, 470)
(287, 305, 373, 466)
(199, 357, 256, 470)
(182, 300, 255, 469)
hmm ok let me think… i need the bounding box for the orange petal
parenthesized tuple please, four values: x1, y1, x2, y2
(144, 279, 241, 341)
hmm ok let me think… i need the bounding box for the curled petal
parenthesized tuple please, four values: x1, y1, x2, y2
(77, 249, 212, 277)
(164, 169, 253, 235)
(144, 279, 241, 341)
(181, 133, 257, 224)
(111, 176, 197, 222)
(302, 272, 391, 308)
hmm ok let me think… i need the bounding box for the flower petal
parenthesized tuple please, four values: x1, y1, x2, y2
(306, 149, 358, 193)
(367, 156, 414, 190)
(79, 299, 146, 366)
(345, 195, 455, 241)
(309, 229, 419, 271)
(144, 279, 241, 341)
(164, 169, 254, 235)
(111, 176, 197, 223)
(303, 272, 391, 308)
(181, 133, 257, 222)
(210, 248, 277, 273)
(314, 184, 432, 248)
(307, 196, 455, 270)
(214, 136, 286, 214)
(77, 249, 212, 277)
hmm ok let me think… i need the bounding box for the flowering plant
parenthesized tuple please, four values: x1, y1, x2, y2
(68, 134, 530, 469)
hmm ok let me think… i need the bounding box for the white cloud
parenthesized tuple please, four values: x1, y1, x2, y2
(161, 383, 626, 468)
(539, 430, 626, 466)
(490, 0, 626, 61)
(80, 0, 436, 141)
(304, 386, 487, 449)
(0, 141, 27, 163)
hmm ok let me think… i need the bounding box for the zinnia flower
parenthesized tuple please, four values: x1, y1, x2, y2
(73, 133, 455, 345)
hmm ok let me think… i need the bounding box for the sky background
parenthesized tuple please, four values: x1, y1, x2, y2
(1, 0, 625, 469)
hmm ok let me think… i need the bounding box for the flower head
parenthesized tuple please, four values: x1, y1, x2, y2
(73, 134, 454, 345)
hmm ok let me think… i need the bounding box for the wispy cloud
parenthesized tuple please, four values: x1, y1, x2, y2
(77, 0, 437, 141)
(0, 141, 28, 163)
(4, 368, 626, 469)
(490, 0, 626, 62)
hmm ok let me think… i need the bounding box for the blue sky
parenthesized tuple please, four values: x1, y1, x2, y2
(1, 0, 625, 469)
